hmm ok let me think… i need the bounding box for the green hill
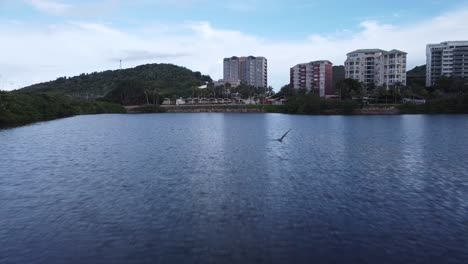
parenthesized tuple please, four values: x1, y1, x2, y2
(332, 66, 345, 93)
(407, 65, 426, 88)
(20, 63, 212, 105)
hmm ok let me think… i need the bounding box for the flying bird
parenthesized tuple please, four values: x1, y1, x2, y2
(277, 129, 291, 143)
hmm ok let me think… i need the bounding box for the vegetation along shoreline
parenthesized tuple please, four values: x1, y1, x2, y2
(1, 63, 468, 128)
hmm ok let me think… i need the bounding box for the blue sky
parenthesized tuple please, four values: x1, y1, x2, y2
(1, 0, 468, 90)
(3, 0, 468, 38)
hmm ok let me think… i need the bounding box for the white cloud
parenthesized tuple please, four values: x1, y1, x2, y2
(25, 0, 71, 15)
(1, 8, 468, 91)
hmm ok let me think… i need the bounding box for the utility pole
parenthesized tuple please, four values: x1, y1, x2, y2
(120, 59, 122, 70)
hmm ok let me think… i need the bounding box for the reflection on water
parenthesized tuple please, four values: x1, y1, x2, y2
(0, 113, 467, 264)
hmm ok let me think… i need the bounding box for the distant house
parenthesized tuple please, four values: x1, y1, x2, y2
(266, 97, 286, 105)
(162, 98, 172, 105)
(176, 98, 186, 105)
(244, 97, 259, 105)
(325, 95, 340, 100)
(403, 98, 426, 104)
(185, 98, 194, 104)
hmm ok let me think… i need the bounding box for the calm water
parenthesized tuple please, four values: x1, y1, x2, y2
(1, 114, 467, 264)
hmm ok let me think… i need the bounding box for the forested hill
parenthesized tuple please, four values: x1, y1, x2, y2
(406, 65, 426, 88)
(332, 66, 345, 93)
(20, 63, 212, 105)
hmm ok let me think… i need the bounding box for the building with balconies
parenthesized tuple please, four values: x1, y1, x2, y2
(345, 49, 407, 88)
(290, 60, 333, 97)
(426, 41, 468, 87)
(223, 56, 268, 88)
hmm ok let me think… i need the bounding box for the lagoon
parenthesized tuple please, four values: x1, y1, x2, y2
(1, 113, 467, 263)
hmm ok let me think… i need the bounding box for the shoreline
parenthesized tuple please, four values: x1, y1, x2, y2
(3, 106, 468, 129)
(150, 104, 402, 115)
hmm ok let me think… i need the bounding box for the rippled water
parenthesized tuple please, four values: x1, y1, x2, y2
(1, 114, 468, 263)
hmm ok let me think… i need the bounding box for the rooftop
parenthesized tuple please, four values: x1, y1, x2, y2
(347, 49, 386, 55)
(428, 40, 468, 47)
(224, 56, 266, 60)
(347, 49, 407, 55)
(388, 49, 408, 54)
(291, 60, 332, 68)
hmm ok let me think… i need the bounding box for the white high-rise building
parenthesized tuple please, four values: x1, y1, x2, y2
(345, 49, 407, 88)
(223, 56, 268, 88)
(426, 41, 468, 87)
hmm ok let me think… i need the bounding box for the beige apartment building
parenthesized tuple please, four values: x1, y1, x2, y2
(345, 49, 407, 88)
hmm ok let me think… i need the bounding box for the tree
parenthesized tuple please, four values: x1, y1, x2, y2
(431, 89, 443, 99)
(152, 87, 160, 105)
(337, 78, 363, 100)
(401, 86, 412, 99)
(434, 76, 467, 94)
(376, 86, 389, 104)
(367, 82, 377, 94)
(144, 89, 150, 105)
(273, 84, 294, 98)
(266, 86, 274, 96)
(388, 86, 401, 104)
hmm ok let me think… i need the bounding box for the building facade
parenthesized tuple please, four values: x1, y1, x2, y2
(345, 49, 407, 88)
(290, 60, 333, 97)
(426, 41, 468, 87)
(223, 56, 268, 88)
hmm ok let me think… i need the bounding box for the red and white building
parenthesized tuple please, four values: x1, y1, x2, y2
(290, 60, 333, 97)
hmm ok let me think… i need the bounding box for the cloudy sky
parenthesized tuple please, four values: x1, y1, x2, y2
(1, 0, 468, 90)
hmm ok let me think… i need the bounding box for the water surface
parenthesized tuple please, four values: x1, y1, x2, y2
(1, 114, 467, 263)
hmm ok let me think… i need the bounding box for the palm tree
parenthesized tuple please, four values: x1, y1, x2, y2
(144, 89, 150, 105)
(152, 87, 160, 105)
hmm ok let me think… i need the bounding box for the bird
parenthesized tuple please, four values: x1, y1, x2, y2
(277, 129, 291, 143)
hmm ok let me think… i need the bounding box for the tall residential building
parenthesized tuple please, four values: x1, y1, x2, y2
(345, 49, 407, 88)
(426, 41, 468, 87)
(290, 60, 333, 97)
(223, 56, 268, 88)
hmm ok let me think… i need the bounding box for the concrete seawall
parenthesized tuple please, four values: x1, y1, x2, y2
(355, 107, 400, 115)
(127, 104, 401, 115)
(161, 105, 266, 113)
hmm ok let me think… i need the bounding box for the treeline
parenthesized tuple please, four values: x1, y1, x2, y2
(398, 94, 468, 114)
(0, 91, 125, 126)
(270, 84, 358, 114)
(282, 95, 359, 114)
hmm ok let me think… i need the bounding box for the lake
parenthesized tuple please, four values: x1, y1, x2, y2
(1, 113, 467, 263)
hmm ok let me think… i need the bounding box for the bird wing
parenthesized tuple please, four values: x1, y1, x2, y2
(280, 129, 291, 141)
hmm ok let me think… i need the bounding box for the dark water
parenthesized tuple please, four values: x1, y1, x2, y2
(1, 114, 467, 264)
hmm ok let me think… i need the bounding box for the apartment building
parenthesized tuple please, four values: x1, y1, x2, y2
(345, 49, 407, 88)
(290, 60, 333, 97)
(426, 41, 468, 87)
(223, 56, 268, 88)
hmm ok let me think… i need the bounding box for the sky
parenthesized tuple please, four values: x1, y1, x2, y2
(1, 0, 468, 91)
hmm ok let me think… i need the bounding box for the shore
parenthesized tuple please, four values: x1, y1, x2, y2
(4, 103, 466, 129)
(162, 104, 266, 113)
(126, 104, 402, 115)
